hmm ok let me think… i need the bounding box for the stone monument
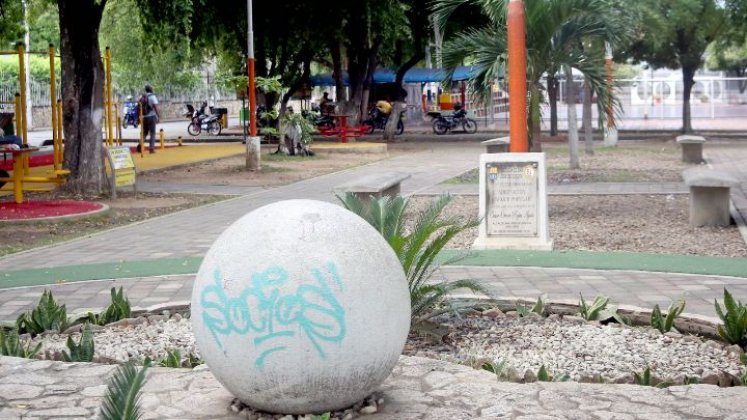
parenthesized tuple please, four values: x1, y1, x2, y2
(472, 153, 552, 250)
(191, 199, 411, 414)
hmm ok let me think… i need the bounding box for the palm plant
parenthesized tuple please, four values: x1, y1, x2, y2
(338, 193, 484, 323)
(99, 362, 150, 420)
(433, 0, 633, 152)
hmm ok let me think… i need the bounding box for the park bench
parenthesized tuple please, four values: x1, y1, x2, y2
(334, 172, 411, 200)
(682, 168, 738, 227)
(676, 135, 706, 164)
(481, 137, 510, 153)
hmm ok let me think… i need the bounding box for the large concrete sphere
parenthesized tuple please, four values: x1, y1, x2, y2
(191, 199, 411, 414)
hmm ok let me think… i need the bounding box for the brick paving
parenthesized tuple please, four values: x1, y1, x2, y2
(1, 139, 746, 324)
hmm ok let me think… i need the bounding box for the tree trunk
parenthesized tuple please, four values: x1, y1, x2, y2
(681, 65, 695, 134)
(548, 75, 558, 136)
(566, 69, 580, 169)
(59, 0, 107, 196)
(330, 39, 345, 102)
(529, 83, 542, 152)
(383, 101, 404, 140)
(583, 79, 594, 156)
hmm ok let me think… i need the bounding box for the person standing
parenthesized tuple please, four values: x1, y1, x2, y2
(141, 84, 160, 154)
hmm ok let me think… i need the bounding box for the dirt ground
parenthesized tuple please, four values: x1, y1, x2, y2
(1, 138, 745, 258)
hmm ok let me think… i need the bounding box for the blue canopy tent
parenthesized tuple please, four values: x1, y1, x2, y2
(309, 66, 480, 86)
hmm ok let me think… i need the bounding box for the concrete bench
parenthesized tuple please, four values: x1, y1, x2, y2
(676, 135, 706, 164)
(482, 137, 510, 154)
(682, 168, 738, 227)
(334, 172, 411, 200)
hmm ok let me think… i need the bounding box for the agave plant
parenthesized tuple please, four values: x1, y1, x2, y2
(650, 300, 686, 333)
(633, 366, 672, 388)
(578, 294, 626, 324)
(99, 362, 149, 420)
(16, 289, 68, 336)
(89, 287, 132, 326)
(338, 193, 484, 323)
(537, 365, 570, 382)
(516, 295, 547, 317)
(0, 328, 41, 359)
(62, 322, 95, 362)
(714, 288, 747, 347)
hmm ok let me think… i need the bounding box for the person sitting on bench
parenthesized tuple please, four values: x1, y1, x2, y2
(0, 128, 22, 148)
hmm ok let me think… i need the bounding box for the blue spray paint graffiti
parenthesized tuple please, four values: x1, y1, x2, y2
(199, 262, 346, 368)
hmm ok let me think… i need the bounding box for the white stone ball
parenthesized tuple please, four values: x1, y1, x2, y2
(191, 199, 411, 414)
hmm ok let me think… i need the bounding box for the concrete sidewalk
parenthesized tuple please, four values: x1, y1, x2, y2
(1, 265, 742, 322)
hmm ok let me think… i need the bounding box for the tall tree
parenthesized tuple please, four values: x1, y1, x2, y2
(59, 0, 107, 194)
(434, 0, 629, 154)
(625, 0, 724, 133)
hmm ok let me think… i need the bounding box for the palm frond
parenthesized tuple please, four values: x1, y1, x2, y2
(99, 362, 149, 420)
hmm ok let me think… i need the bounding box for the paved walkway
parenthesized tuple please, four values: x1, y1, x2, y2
(1, 140, 747, 324)
(2, 266, 745, 322)
(5, 355, 747, 420)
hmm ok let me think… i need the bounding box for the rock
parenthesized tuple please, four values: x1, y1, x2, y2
(700, 370, 721, 385)
(563, 315, 586, 324)
(718, 370, 734, 387)
(664, 331, 682, 339)
(360, 403, 378, 414)
(612, 373, 634, 384)
(505, 311, 519, 318)
(190, 200, 411, 414)
(482, 308, 504, 318)
(523, 369, 537, 383)
(147, 315, 163, 324)
(725, 344, 743, 357)
(172, 313, 183, 322)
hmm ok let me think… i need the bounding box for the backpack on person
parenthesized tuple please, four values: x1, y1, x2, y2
(139, 93, 153, 116)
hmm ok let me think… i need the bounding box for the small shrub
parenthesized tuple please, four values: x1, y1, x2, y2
(0, 328, 41, 359)
(99, 361, 149, 420)
(16, 289, 68, 336)
(633, 366, 671, 388)
(62, 323, 95, 362)
(650, 300, 686, 333)
(311, 414, 331, 420)
(516, 295, 547, 317)
(537, 365, 570, 382)
(89, 287, 132, 326)
(481, 359, 508, 381)
(578, 294, 625, 324)
(157, 349, 202, 368)
(714, 288, 747, 347)
(338, 193, 485, 324)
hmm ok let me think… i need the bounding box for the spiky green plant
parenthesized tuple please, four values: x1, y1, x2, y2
(537, 365, 570, 382)
(714, 288, 747, 347)
(578, 294, 626, 324)
(62, 323, 95, 362)
(99, 362, 149, 420)
(16, 289, 68, 336)
(159, 349, 182, 368)
(633, 366, 672, 388)
(651, 300, 686, 333)
(89, 287, 132, 326)
(0, 328, 41, 359)
(516, 295, 547, 317)
(337, 193, 484, 322)
(481, 359, 508, 381)
(311, 413, 331, 420)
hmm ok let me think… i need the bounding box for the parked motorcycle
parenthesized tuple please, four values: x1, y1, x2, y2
(184, 103, 222, 136)
(122, 101, 139, 129)
(430, 106, 477, 135)
(362, 108, 405, 135)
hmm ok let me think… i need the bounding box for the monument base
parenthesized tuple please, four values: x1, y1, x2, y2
(472, 236, 553, 251)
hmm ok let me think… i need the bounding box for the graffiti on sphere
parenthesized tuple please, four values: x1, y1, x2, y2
(200, 261, 346, 368)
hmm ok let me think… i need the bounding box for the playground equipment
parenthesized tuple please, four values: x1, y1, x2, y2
(0, 43, 68, 203)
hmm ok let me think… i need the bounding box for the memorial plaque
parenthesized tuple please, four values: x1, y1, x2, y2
(485, 161, 538, 236)
(473, 153, 552, 250)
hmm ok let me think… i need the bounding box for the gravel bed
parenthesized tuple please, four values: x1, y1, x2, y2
(405, 194, 747, 257)
(405, 313, 744, 385)
(29, 312, 745, 387)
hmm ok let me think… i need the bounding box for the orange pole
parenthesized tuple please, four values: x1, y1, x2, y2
(248, 57, 257, 137)
(606, 52, 614, 128)
(507, 0, 528, 153)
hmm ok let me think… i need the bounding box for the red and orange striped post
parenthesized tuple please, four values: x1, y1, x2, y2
(507, 0, 528, 153)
